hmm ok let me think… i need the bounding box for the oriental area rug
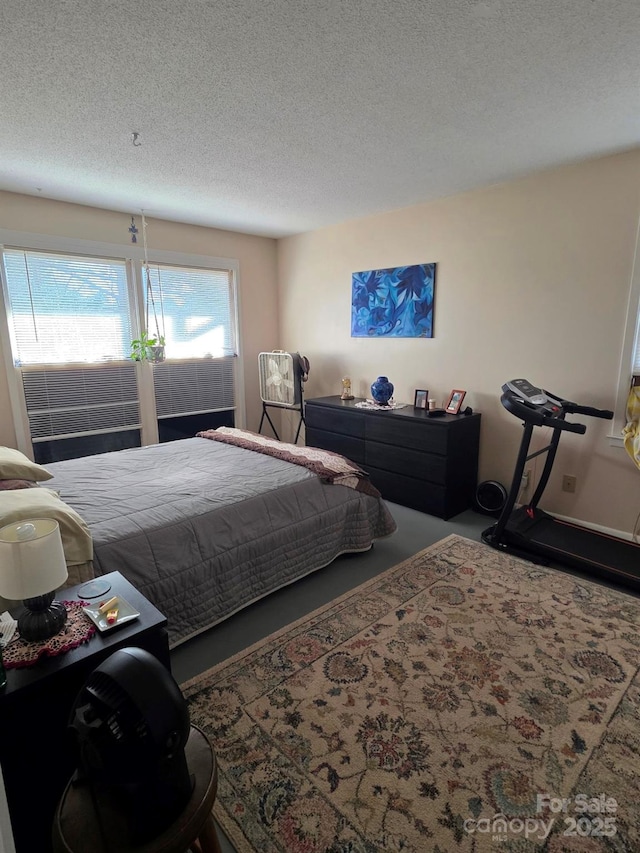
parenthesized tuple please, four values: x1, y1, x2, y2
(182, 534, 640, 852)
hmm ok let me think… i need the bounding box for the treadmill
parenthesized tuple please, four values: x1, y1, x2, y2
(482, 378, 640, 591)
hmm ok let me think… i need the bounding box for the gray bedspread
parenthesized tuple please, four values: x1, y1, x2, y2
(46, 437, 397, 646)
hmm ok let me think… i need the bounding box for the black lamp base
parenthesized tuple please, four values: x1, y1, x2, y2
(18, 592, 67, 642)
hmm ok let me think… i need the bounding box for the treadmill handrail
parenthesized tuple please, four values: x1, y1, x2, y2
(500, 392, 586, 434)
(562, 401, 614, 420)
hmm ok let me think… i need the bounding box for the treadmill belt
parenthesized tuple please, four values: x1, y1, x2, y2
(533, 518, 640, 577)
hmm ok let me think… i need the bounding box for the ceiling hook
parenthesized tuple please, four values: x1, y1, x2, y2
(131, 132, 142, 147)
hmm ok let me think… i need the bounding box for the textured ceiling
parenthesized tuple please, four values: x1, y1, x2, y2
(1, 0, 639, 238)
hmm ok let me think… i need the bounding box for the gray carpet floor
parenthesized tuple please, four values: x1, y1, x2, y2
(170, 503, 490, 853)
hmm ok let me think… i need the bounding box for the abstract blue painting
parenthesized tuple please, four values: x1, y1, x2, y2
(351, 263, 436, 338)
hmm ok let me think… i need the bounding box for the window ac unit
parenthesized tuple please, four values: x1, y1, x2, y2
(258, 351, 309, 408)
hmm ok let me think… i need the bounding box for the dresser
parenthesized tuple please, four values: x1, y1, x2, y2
(305, 396, 481, 519)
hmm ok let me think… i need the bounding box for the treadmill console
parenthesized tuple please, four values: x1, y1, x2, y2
(504, 379, 547, 406)
(500, 380, 610, 432)
(502, 379, 565, 420)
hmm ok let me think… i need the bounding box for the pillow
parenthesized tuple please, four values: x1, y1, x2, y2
(0, 447, 53, 482)
(0, 488, 92, 566)
(0, 479, 39, 490)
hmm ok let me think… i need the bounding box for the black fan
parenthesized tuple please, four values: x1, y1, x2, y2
(474, 480, 508, 517)
(68, 647, 192, 843)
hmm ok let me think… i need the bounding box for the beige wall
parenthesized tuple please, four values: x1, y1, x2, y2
(278, 150, 640, 536)
(0, 191, 280, 444)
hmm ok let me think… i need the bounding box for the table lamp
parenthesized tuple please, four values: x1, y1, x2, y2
(0, 518, 69, 642)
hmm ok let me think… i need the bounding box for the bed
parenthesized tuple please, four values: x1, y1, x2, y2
(41, 432, 397, 647)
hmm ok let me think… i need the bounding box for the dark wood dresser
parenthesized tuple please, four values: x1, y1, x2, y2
(305, 396, 481, 519)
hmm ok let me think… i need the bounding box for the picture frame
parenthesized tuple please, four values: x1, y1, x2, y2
(414, 389, 428, 409)
(445, 389, 466, 414)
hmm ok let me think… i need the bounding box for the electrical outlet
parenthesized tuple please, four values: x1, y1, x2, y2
(562, 474, 577, 493)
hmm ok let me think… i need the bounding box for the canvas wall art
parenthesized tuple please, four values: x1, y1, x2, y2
(351, 262, 436, 338)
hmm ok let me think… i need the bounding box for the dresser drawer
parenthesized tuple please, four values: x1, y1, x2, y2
(305, 404, 365, 438)
(366, 441, 446, 483)
(305, 427, 366, 466)
(365, 416, 448, 454)
(367, 466, 447, 517)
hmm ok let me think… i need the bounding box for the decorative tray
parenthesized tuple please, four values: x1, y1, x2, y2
(82, 596, 140, 632)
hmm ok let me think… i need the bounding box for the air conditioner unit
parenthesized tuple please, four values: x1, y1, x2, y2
(258, 351, 309, 408)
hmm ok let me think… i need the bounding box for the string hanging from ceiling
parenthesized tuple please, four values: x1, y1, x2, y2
(140, 211, 165, 348)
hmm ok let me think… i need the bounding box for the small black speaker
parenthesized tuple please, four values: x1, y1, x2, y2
(474, 480, 507, 517)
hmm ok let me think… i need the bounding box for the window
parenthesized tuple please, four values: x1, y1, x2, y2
(0, 239, 240, 459)
(144, 262, 238, 420)
(3, 249, 134, 364)
(613, 219, 640, 443)
(145, 262, 236, 358)
(2, 248, 141, 453)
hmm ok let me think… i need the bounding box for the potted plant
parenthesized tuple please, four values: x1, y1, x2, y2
(130, 333, 166, 362)
(149, 335, 166, 363)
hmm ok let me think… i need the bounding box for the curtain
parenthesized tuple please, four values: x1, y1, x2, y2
(622, 378, 640, 469)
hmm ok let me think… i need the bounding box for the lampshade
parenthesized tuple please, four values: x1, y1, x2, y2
(0, 518, 68, 600)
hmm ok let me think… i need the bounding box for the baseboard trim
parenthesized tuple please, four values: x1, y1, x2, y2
(554, 513, 635, 543)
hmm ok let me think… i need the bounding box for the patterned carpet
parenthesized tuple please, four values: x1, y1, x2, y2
(182, 534, 640, 852)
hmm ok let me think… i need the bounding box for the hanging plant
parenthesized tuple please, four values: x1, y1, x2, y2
(129, 212, 166, 363)
(149, 341, 166, 363)
(130, 332, 165, 362)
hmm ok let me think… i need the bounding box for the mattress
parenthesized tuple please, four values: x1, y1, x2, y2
(46, 437, 397, 646)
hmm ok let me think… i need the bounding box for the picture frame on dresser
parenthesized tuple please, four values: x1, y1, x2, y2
(445, 389, 466, 414)
(414, 389, 428, 409)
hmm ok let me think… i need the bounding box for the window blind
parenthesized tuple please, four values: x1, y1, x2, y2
(3, 248, 133, 364)
(144, 263, 236, 359)
(153, 358, 235, 418)
(22, 364, 140, 440)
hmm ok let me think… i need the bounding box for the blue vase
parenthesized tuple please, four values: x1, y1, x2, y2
(371, 376, 394, 405)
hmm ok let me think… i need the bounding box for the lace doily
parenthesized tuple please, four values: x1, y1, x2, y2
(2, 600, 97, 669)
(354, 399, 407, 411)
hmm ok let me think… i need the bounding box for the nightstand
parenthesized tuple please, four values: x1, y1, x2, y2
(0, 571, 170, 853)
